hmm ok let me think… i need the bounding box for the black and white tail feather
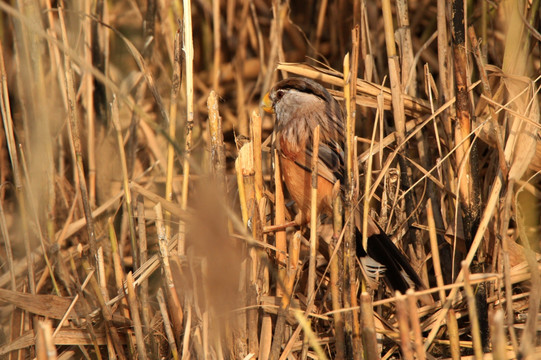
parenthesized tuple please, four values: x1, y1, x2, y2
(355, 228, 424, 295)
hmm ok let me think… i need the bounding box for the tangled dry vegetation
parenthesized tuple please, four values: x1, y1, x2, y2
(0, 0, 540, 359)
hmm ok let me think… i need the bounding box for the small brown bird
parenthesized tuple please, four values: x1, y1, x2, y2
(262, 77, 425, 294)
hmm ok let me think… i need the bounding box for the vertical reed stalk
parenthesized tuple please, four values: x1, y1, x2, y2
(462, 262, 483, 360)
(58, 5, 97, 258)
(165, 27, 182, 239)
(111, 96, 138, 268)
(179, 0, 195, 254)
(155, 203, 184, 339)
(360, 293, 380, 360)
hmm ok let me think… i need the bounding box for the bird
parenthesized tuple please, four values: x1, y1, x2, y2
(261, 76, 426, 294)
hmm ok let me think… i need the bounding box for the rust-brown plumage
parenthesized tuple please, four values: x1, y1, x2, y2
(263, 77, 425, 294)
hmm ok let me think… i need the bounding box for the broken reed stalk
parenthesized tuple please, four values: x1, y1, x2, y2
(235, 140, 255, 357)
(179, 0, 195, 254)
(491, 310, 506, 360)
(235, 146, 250, 226)
(180, 305, 192, 360)
(36, 320, 57, 360)
(395, 0, 416, 96)
(207, 91, 227, 191)
(360, 293, 379, 360)
(395, 292, 414, 360)
(165, 26, 182, 239)
(58, 4, 97, 258)
(514, 184, 541, 359)
(111, 96, 138, 268)
(406, 289, 426, 360)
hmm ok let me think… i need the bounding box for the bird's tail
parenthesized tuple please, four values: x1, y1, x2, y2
(355, 226, 426, 295)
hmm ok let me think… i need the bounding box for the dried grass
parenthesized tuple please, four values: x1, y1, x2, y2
(0, 0, 540, 359)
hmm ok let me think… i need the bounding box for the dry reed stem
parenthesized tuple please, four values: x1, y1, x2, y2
(468, 26, 508, 177)
(18, 147, 60, 295)
(0, 0, 540, 358)
(301, 125, 321, 360)
(277, 63, 431, 118)
(274, 149, 287, 299)
(36, 320, 57, 360)
(58, 4, 97, 258)
(80, 0, 96, 208)
(81, 256, 125, 359)
(406, 289, 426, 360)
(179, 0, 195, 253)
(108, 218, 136, 355)
(514, 181, 541, 359)
(491, 310, 506, 360)
(251, 110, 264, 202)
(395, 0, 416, 96)
(452, 0, 480, 251)
(295, 310, 328, 360)
(360, 293, 379, 360)
(307, 125, 321, 306)
(342, 52, 361, 359)
(157, 288, 180, 360)
(111, 96, 138, 268)
(165, 26, 182, 239)
(126, 272, 147, 360)
(212, 0, 221, 91)
(0, 40, 17, 291)
(235, 154, 250, 226)
(463, 262, 484, 360)
(207, 91, 227, 191)
(181, 305, 192, 360)
(136, 195, 152, 354)
(425, 172, 503, 349)
(155, 203, 184, 339)
(427, 200, 446, 302)
(447, 309, 461, 360)
(269, 145, 290, 360)
(395, 292, 414, 360)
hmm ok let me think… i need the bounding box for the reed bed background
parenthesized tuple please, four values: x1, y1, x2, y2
(0, 0, 540, 359)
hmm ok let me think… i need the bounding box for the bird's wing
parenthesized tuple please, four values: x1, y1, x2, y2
(278, 134, 344, 185)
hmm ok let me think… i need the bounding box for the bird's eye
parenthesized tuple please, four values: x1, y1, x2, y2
(274, 89, 286, 101)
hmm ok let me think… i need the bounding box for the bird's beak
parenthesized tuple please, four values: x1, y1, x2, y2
(261, 92, 274, 113)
